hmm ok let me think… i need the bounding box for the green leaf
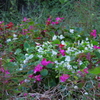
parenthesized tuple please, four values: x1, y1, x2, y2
(15, 48, 21, 54)
(92, 40, 98, 45)
(89, 67, 100, 74)
(13, 90, 21, 94)
(59, 0, 68, 3)
(94, 51, 100, 58)
(24, 41, 30, 49)
(49, 79, 57, 87)
(46, 63, 53, 68)
(28, 21, 34, 25)
(78, 82, 84, 88)
(5, 62, 17, 67)
(40, 69, 48, 76)
(52, 39, 60, 44)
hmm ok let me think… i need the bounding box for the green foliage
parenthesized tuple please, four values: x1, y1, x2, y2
(59, 0, 68, 3)
(89, 67, 100, 74)
(40, 69, 48, 76)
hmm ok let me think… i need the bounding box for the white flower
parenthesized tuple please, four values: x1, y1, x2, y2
(65, 56, 71, 62)
(55, 66, 58, 68)
(23, 59, 28, 64)
(66, 62, 72, 69)
(37, 55, 42, 58)
(35, 42, 41, 46)
(96, 64, 98, 66)
(20, 64, 23, 67)
(19, 68, 23, 71)
(84, 92, 88, 95)
(67, 47, 71, 53)
(24, 79, 30, 82)
(78, 35, 81, 37)
(25, 54, 28, 57)
(61, 40, 66, 45)
(74, 86, 78, 89)
(28, 54, 34, 59)
(26, 48, 29, 51)
(52, 35, 57, 40)
(81, 40, 84, 44)
(25, 54, 34, 61)
(59, 61, 64, 65)
(13, 38, 18, 40)
(79, 61, 83, 65)
(97, 49, 100, 53)
(69, 29, 74, 33)
(54, 61, 59, 64)
(85, 47, 88, 50)
(52, 50, 57, 55)
(37, 47, 43, 52)
(6, 39, 11, 42)
(78, 40, 80, 45)
(13, 34, 17, 38)
(73, 66, 77, 69)
(75, 51, 81, 55)
(86, 38, 89, 41)
(58, 35, 64, 39)
(72, 70, 75, 73)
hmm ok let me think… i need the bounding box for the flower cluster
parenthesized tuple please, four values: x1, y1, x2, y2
(28, 58, 53, 82)
(60, 74, 70, 82)
(46, 17, 64, 25)
(90, 30, 97, 38)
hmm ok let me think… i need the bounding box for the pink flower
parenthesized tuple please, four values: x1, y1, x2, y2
(28, 74, 34, 78)
(29, 26, 34, 30)
(98, 83, 100, 88)
(0, 44, 2, 47)
(59, 44, 65, 48)
(96, 76, 100, 80)
(55, 21, 59, 24)
(20, 24, 23, 26)
(34, 75, 42, 81)
(0, 67, 5, 72)
(47, 18, 51, 22)
(77, 71, 82, 74)
(77, 71, 85, 77)
(5, 70, 10, 74)
(52, 22, 56, 25)
(20, 80, 25, 84)
(60, 74, 70, 82)
(43, 30, 47, 32)
(23, 17, 29, 22)
(6, 22, 14, 29)
(93, 45, 100, 49)
(86, 53, 91, 61)
(10, 59, 13, 62)
(90, 30, 97, 38)
(56, 17, 64, 21)
(0, 21, 4, 24)
(59, 49, 66, 56)
(23, 93, 28, 96)
(35, 37, 42, 39)
(22, 29, 29, 35)
(46, 17, 51, 25)
(83, 68, 89, 74)
(52, 21, 59, 25)
(33, 64, 43, 73)
(41, 58, 53, 66)
(3, 80, 9, 84)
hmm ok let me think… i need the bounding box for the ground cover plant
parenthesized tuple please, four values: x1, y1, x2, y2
(0, 16, 100, 100)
